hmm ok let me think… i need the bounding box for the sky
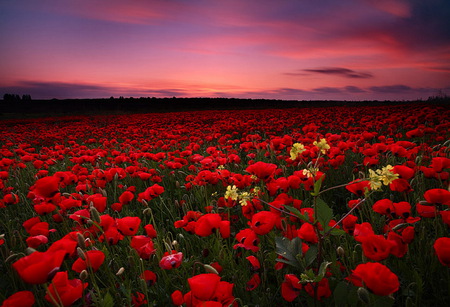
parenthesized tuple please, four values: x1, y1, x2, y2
(1, 0, 449, 101)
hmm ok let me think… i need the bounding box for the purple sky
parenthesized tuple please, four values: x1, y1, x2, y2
(1, 0, 449, 100)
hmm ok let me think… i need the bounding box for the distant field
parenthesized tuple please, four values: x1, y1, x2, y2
(1, 104, 450, 306)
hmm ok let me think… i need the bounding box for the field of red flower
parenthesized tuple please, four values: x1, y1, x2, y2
(0, 103, 449, 306)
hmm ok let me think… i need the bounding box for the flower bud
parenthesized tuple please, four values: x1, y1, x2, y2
(357, 287, 370, 304)
(336, 246, 345, 257)
(25, 247, 36, 255)
(90, 206, 101, 223)
(116, 267, 125, 276)
(204, 264, 219, 275)
(80, 269, 89, 281)
(77, 233, 86, 249)
(143, 208, 152, 215)
(77, 247, 86, 260)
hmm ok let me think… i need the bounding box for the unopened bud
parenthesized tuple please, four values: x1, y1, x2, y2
(99, 187, 107, 197)
(141, 199, 149, 207)
(176, 180, 181, 189)
(77, 233, 86, 249)
(77, 247, 86, 260)
(336, 246, 345, 257)
(90, 206, 101, 223)
(357, 287, 370, 304)
(25, 247, 36, 255)
(172, 240, 178, 247)
(142, 208, 152, 216)
(80, 270, 89, 281)
(116, 267, 125, 276)
(204, 264, 219, 275)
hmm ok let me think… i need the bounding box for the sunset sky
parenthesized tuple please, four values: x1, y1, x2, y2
(1, 0, 449, 101)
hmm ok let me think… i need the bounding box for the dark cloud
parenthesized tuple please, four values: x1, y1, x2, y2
(345, 86, 366, 93)
(369, 84, 412, 93)
(291, 67, 373, 79)
(313, 87, 342, 93)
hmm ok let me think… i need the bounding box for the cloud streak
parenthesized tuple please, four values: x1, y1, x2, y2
(288, 67, 374, 79)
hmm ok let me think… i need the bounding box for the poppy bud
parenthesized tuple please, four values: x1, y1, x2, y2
(141, 199, 149, 207)
(336, 246, 345, 257)
(25, 247, 36, 255)
(77, 247, 86, 260)
(80, 269, 88, 281)
(176, 181, 181, 189)
(76, 233, 86, 249)
(99, 187, 107, 197)
(203, 264, 219, 275)
(116, 267, 125, 276)
(90, 206, 101, 223)
(357, 287, 370, 304)
(143, 208, 152, 215)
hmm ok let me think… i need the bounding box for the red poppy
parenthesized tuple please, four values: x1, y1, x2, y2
(26, 234, 49, 248)
(358, 234, 394, 261)
(194, 213, 230, 238)
(281, 274, 302, 302)
(130, 235, 156, 260)
(245, 161, 277, 181)
(1, 290, 35, 307)
(424, 189, 450, 206)
(250, 211, 278, 235)
(440, 211, 450, 227)
(245, 255, 261, 271)
(12, 249, 66, 284)
(433, 237, 450, 267)
(117, 216, 141, 236)
(349, 262, 399, 296)
(416, 203, 438, 218)
(298, 222, 318, 244)
(304, 278, 331, 301)
(144, 224, 157, 238)
(140, 270, 157, 286)
(234, 228, 260, 253)
(171, 290, 184, 306)
(246, 273, 261, 291)
(72, 250, 105, 273)
(159, 251, 183, 270)
(342, 214, 358, 234)
(372, 199, 394, 217)
(31, 176, 60, 199)
(185, 273, 235, 306)
(131, 292, 147, 307)
(346, 180, 370, 197)
(119, 190, 134, 205)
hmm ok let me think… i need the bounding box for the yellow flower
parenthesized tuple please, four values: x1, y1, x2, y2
(290, 143, 306, 160)
(239, 192, 251, 206)
(313, 138, 330, 154)
(368, 165, 399, 191)
(379, 165, 398, 185)
(224, 185, 239, 201)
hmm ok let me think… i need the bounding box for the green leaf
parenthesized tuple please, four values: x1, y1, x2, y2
(333, 281, 350, 307)
(314, 261, 332, 282)
(311, 175, 324, 197)
(284, 205, 310, 222)
(304, 245, 318, 267)
(97, 292, 114, 307)
(316, 198, 333, 231)
(275, 236, 303, 269)
(329, 228, 346, 236)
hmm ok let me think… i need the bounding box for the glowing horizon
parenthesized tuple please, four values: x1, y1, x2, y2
(1, 0, 449, 101)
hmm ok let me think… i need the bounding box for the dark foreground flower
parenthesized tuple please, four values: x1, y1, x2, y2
(1, 291, 35, 307)
(434, 237, 450, 267)
(45, 271, 87, 306)
(12, 249, 66, 284)
(349, 262, 399, 296)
